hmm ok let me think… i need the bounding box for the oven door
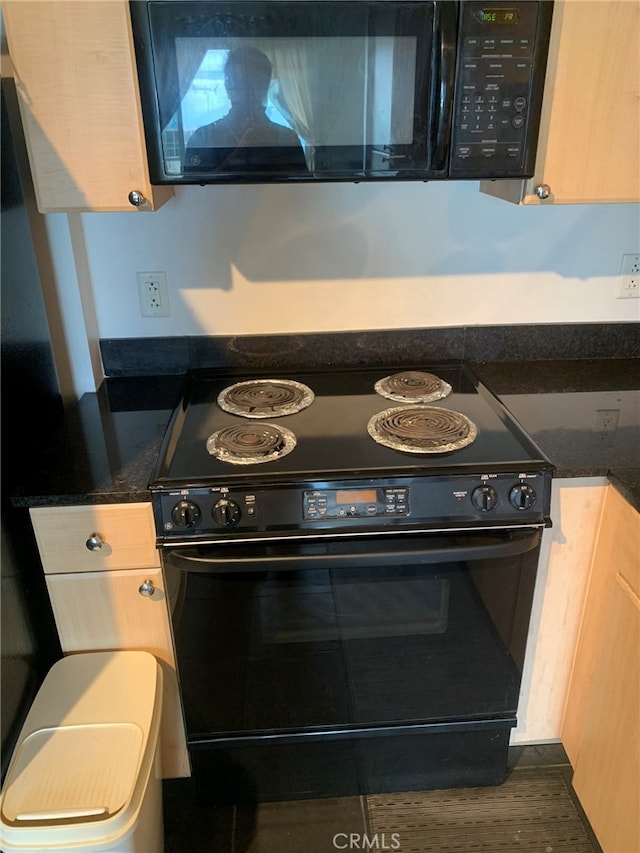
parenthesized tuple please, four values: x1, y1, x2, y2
(164, 528, 540, 743)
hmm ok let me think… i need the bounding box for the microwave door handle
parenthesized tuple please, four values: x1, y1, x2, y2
(431, 2, 458, 172)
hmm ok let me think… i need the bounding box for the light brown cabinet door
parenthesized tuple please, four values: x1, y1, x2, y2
(45, 567, 190, 779)
(562, 486, 640, 853)
(571, 577, 640, 853)
(481, 1, 640, 205)
(3, 0, 173, 213)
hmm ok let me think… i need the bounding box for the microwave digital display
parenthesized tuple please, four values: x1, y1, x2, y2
(477, 8, 520, 24)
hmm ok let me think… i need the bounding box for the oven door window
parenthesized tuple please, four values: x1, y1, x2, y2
(165, 531, 540, 738)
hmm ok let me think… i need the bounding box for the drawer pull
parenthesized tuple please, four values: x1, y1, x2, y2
(138, 579, 156, 597)
(85, 533, 104, 552)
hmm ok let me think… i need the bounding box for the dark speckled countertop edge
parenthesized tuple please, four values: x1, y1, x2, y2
(608, 469, 640, 513)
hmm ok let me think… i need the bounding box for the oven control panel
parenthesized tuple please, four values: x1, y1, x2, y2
(154, 470, 552, 543)
(303, 487, 409, 520)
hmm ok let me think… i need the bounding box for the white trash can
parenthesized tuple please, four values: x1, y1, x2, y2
(0, 651, 163, 852)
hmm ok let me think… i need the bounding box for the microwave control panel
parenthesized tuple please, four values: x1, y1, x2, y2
(450, 2, 552, 177)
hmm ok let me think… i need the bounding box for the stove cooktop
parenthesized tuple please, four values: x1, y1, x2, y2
(152, 365, 550, 484)
(150, 365, 553, 543)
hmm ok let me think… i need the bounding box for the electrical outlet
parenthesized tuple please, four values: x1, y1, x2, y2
(617, 253, 640, 298)
(137, 271, 170, 317)
(594, 409, 620, 433)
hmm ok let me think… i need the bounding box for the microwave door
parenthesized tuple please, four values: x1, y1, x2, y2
(132, 0, 442, 184)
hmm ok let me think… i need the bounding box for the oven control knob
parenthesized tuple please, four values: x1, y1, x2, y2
(171, 500, 202, 528)
(509, 484, 536, 510)
(471, 485, 498, 512)
(212, 499, 241, 527)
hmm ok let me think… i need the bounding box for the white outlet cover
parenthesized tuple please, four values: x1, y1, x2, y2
(136, 271, 170, 317)
(617, 254, 640, 298)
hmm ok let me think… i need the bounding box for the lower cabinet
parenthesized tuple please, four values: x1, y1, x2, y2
(562, 485, 640, 853)
(30, 504, 190, 779)
(44, 567, 190, 779)
(512, 478, 607, 744)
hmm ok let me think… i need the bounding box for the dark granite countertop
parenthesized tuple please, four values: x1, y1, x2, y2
(11, 376, 185, 508)
(470, 359, 640, 511)
(12, 359, 640, 512)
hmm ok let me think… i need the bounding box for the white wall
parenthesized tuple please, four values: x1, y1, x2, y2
(79, 181, 640, 339)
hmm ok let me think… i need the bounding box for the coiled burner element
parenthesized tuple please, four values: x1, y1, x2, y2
(374, 371, 452, 403)
(217, 379, 314, 418)
(206, 423, 296, 464)
(368, 406, 477, 454)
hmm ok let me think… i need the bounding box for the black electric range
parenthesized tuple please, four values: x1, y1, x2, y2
(151, 363, 555, 801)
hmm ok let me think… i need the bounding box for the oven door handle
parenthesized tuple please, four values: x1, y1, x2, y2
(164, 530, 541, 573)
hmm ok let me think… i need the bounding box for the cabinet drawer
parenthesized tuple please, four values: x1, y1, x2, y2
(30, 503, 160, 574)
(45, 566, 189, 778)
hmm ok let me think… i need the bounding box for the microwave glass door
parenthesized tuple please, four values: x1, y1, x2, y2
(138, 1, 436, 182)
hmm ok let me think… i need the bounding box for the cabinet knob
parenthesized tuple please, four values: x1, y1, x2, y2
(128, 190, 147, 207)
(535, 184, 551, 200)
(85, 533, 104, 552)
(138, 579, 156, 597)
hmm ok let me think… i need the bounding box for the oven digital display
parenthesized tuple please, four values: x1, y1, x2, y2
(336, 489, 378, 504)
(477, 8, 519, 24)
(303, 487, 408, 520)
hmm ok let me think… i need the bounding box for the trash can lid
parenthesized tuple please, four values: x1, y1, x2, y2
(1, 723, 143, 829)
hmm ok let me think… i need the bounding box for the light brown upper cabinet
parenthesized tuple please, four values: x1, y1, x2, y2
(481, 1, 640, 205)
(3, 0, 173, 213)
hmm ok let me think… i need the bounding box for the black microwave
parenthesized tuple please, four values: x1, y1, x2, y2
(130, 0, 553, 185)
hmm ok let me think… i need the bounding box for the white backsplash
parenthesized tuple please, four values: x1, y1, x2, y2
(46, 180, 639, 393)
(82, 181, 639, 336)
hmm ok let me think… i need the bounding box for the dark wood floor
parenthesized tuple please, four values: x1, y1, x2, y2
(163, 745, 603, 853)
